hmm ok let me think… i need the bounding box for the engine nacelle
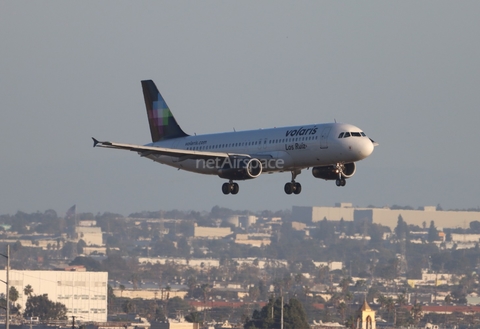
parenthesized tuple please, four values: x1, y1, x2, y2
(218, 158, 263, 180)
(312, 162, 356, 180)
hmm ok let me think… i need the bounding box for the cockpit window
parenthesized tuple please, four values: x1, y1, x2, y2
(344, 132, 351, 138)
(361, 132, 366, 136)
(352, 132, 361, 137)
(338, 132, 344, 138)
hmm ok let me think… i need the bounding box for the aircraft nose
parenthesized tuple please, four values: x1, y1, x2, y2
(359, 138, 375, 159)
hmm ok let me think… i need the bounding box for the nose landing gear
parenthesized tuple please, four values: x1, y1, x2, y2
(334, 163, 347, 187)
(335, 178, 346, 186)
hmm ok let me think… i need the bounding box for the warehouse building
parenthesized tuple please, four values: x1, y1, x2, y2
(292, 204, 480, 230)
(0, 269, 108, 322)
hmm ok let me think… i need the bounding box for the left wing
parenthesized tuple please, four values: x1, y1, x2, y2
(92, 138, 249, 161)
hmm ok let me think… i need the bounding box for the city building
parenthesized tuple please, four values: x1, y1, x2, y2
(292, 204, 480, 230)
(0, 269, 108, 322)
(75, 225, 103, 246)
(190, 224, 232, 239)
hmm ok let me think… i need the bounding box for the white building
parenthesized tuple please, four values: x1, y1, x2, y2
(191, 224, 231, 239)
(0, 270, 108, 322)
(138, 257, 220, 268)
(76, 226, 103, 246)
(293, 205, 480, 230)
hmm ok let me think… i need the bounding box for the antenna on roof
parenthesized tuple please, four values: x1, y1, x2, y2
(233, 127, 236, 132)
(334, 118, 337, 123)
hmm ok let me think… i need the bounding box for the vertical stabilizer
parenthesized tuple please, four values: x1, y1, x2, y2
(141, 80, 189, 142)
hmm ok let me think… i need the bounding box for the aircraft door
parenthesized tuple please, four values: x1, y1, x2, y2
(319, 127, 331, 149)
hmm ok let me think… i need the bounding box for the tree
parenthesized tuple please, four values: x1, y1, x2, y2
(428, 221, 438, 242)
(24, 294, 67, 320)
(9, 286, 19, 303)
(185, 311, 202, 323)
(244, 297, 309, 329)
(166, 297, 190, 319)
(70, 256, 103, 271)
(107, 285, 116, 313)
(24, 285, 33, 297)
(61, 241, 76, 258)
(200, 283, 210, 304)
(122, 300, 135, 313)
(410, 302, 423, 326)
(77, 239, 87, 254)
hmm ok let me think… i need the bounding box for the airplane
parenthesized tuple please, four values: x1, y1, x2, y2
(93, 80, 377, 195)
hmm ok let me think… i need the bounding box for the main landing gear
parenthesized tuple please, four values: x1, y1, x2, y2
(284, 170, 302, 195)
(222, 180, 239, 195)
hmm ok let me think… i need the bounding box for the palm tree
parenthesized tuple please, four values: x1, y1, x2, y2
(337, 302, 347, 323)
(411, 302, 423, 326)
(23, 285, 33, 298)
(187, 276, 197, 296)
(200, 283, 210, 304)
(395, 294, 407, 326)
(385, 297, 395, 323)
(339, 277, 353, 294)
(445, 294, 452, 326)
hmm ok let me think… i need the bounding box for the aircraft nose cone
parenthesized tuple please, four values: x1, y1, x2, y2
(360, 139, 375, 159)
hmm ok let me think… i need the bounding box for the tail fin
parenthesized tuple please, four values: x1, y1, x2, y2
(141, 80, 189, 142)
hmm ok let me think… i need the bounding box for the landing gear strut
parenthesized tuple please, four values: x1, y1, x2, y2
(222, 180, 239, 195)
(334, 163, 346, 187)
(284, 170, 302, 195)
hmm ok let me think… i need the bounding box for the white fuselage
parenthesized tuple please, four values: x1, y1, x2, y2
(144, 122, 374, 176)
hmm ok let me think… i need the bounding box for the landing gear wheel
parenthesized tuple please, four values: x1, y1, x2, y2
(231, 183, 239, 195)
(293, 182, 302, 194)
(284, 182, 293, 195)
(285, 170, 302, 195)
(335, 178, 346, 187)
(222, 183, 231, 195)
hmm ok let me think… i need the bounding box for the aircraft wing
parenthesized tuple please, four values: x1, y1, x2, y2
(92, 138, 249, 160)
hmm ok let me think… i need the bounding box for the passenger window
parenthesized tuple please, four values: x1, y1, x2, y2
(344, 132, 351, 138)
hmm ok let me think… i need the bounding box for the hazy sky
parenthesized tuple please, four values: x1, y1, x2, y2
(1, 2, 479, 216)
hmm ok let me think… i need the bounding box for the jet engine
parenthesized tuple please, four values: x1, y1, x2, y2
(218, 158, 263, 180)
(312, 162, 356, 180)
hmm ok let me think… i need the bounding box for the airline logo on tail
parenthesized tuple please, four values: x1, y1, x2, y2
(142, 80, 188, 142)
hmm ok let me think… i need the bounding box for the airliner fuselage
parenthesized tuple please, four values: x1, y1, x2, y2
(146, 122, 373, 175)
